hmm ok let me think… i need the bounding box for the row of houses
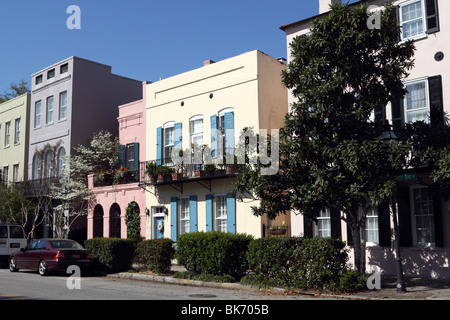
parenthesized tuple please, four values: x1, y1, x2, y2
(1, 0, 449, 279)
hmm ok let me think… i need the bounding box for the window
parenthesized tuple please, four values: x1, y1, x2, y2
(163, 123, 175, 164)
(316, 208, 331, 238)
(214, 195, 227, 232)
(32, 154, 41, 180)
(57, 147, 66, 177)
(190, 116, 203, 147)
(44, 151, 53, 178)
(47, 69, 55, 79)
(405, 79, 429, 123)
(13, 164, 19, 182)
(0, 226, 6, 238)
(179, 197, 190, 235)
(411, 187, 435, 247)
(60, 63, 69, 74)
(14, 118, 20, 144)
(59, 91, 67, 120)
(4, 122, 10, 146)
(126, 144, 135, 170)
(366, 207, 379, 246)
(2, 166, 8, 185)
(399, 0, 426, 40)
(46, 96, 54, 124)
(35, 75, 43, 85)
(35, 101, 42, 128)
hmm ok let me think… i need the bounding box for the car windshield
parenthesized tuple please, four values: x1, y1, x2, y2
(50, 240, 83, 249)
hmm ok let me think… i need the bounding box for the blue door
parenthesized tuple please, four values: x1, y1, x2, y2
(154, 217, 165, 239)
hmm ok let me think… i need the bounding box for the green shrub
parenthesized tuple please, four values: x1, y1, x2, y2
(246, 237, 305, 287)
(175, 231, 253, 280)
(84, 238, 134, 273)
(135, 239, 175, 274)
(327, 270, 370, 293)
(174, 271, 236, 283)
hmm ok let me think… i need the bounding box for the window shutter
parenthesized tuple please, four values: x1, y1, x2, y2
(391, 98, 404, 133)
(378, 202, 391, 247)
(330, 207, 342, 239)
(189, 195, 198, 233)
(224, 112, 235, 156)
(433, 193, 443, 247)
(156, 127, 162, 165)
(170, 197, 178, 242)
(118, 145, 126, 168)
(210, 115, 217, 158)
(303, 215, 313, 238)
(397, 186, 413, 247)
(425, 0, 439, 34)
(374, 105, 386, 126)
(428, 75, 444, 126)
(226, 194, 236, 234)
(174, 122, 182, 151)
(346, 224, 354, 246)
(205, 194, 213, 232)
(133, 142, 139, 172)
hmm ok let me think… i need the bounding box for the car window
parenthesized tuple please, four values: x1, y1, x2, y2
(50, 240, 83, 249)
(26, 240, 38, 250)
(9, 226, 25, 239)
(0, 226, 7, 239)
(35, 240, 47, 250)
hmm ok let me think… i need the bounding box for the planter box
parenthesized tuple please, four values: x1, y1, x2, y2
(171, 172, 183, 180)
(194, 170, 205, 178)
(269, 229, 287, 235)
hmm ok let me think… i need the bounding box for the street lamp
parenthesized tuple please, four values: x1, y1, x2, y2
(381, 121, 406, 293)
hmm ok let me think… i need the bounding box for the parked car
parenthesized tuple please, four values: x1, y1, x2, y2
(9, 239, 91, 276)
(0, 224, 27, 263)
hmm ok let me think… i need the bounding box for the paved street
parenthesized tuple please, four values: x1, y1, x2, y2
(0, 268, 320, 301)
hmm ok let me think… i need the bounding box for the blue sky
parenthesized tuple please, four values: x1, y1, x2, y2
(0, 0, 357, 92)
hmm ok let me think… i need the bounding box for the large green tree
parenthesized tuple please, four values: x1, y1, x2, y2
(233, 2, 415, 273)
(0, 80, 30, 103)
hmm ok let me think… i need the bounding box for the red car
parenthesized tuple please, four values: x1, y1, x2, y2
(9, 239, 91, 276)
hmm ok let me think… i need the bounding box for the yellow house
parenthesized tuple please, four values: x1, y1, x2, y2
(0, 94, 31, 184)
(142, 50, 288, 240)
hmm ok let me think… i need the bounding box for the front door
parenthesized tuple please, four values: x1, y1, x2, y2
(154, 217, 165, 239)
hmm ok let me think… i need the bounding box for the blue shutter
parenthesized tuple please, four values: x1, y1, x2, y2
(210, 115, 217, 158)
(174, 122, 182, 151)
(189, 195, 198, 233)
(170, 197, 178, 242)
(156, 127, 162, 165)
(205, 194, 213, 232)
(118, 145, 126, 168)
(224, 112, 234, 156)
(133, 142, 139, 171)
(227, 193, 236, 234)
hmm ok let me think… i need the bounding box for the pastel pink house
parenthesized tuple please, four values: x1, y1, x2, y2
(87, 82, 148, 239)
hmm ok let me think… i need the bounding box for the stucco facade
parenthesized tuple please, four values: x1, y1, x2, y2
(0, 93, 31, 183)
(282, 0, 450, 279)
(142, 50, 288, 240)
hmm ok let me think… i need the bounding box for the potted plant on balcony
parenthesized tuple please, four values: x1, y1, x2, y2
(269, 224, 287, 236)
(171, 163, 184, 181)
(204, 163, 217, 176)
(146, 161, 159, 183)
(158, 166, 175, 182)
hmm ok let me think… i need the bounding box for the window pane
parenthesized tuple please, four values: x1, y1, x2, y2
(59, 92, 67, 120)
(215, 196, 227, 232)
(47, 97, 54, 124)
(180, 198, 190, 235)
(401, 1, 424, 38)
(406, 81, 428, 123)
(35, 101, 41, 127)
(413, 188, 435, 247)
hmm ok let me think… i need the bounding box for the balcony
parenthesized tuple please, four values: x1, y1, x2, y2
(139, 159, 237, 193)
(20, 178, 64, 197)
(91, 168, 139, 188)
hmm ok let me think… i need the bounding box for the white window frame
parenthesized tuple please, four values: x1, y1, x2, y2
(46, 96, 54, 125)
(14, 118, 20, 144)
(59, 91, 67, 121)
(314, 208, 331, 238)
(163, 121, 175, 164)
(404, 78, 429, 124)
(2, 166, 8, 185)
(214, 194, 228, 232)
(190, 115, 204, 147)
(4, 121, 10, 147)
(35, 100, 42, 128)
(365, 207, 379, 247)
(57, 147, 66, 177)
(410, 186, 436, 247)
(399, 0, 427, 41)
(179, 197, 190, 236)
(13, 164, 19, 182)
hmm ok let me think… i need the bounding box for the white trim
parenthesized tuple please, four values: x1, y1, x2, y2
(403, 78, 430, 124)
(399, 0, 427, 41)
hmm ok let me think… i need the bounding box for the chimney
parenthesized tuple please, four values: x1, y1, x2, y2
(203, 59, 215, 66)
(319, 0, 341, 14)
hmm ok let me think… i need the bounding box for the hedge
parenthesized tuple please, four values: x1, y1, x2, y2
(84, 238, 135, 273)
(175, 231, 253, 280)
(135, 239, 175, 274)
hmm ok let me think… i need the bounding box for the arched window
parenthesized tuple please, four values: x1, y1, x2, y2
(93, 205, 104, 238)
(109, 203, 121, 238)
(57, 147, 66, 178)
(32, 154, 41, 180)
(44, 151, 53, 179)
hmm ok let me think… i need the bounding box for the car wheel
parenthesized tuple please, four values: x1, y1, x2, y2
(9, 257, 18, 272)
(38, 260, 48, 276)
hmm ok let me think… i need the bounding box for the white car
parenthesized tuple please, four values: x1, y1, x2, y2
(0, 224, 27, 263)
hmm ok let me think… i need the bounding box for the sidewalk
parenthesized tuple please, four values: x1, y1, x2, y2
(108, 265, 450, 300)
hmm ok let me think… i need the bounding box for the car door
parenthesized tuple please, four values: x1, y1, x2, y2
(17, 240, 38, 269)
(29, 240, 47, 270)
